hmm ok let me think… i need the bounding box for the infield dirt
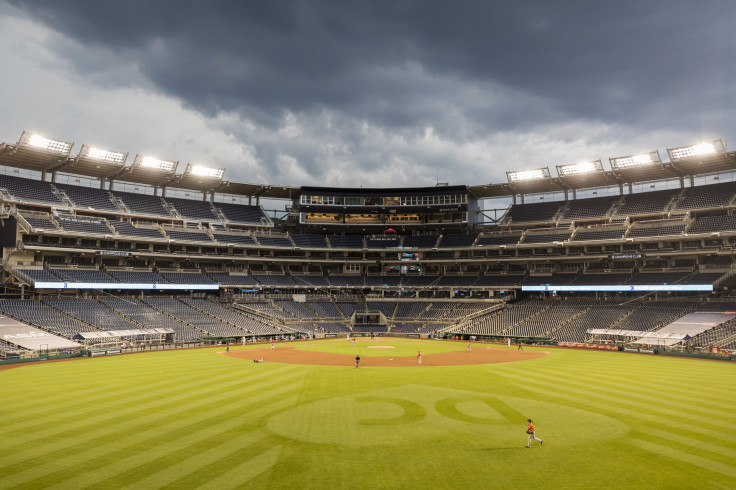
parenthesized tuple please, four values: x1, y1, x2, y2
(224, 344, 548, 367)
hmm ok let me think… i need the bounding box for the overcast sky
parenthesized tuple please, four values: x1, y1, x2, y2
(0, 0, 733, 190)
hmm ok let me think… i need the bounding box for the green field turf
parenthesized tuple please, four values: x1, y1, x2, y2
(296, 337, 463, 356)
(1, 339, 734, 489)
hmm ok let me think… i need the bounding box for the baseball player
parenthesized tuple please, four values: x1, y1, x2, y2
(526, 419, 543, 447)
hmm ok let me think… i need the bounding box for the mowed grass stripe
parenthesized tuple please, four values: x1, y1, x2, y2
(525, 360, 736, 413)
(2, 382, 302, 488)
(494, 365, 736, 433)
(632, 428, 736, 465)
(0, 363, 301, 446)
(118, 431, 271, 489)
(493, 368, 734, 445)
(0, 361, 222, 420)
(494, 364, 736, 428)
(0, 365, 301, 461)
(42, 396, 295, 490)
(195, 446, 282, 490)
(511, 363, 736, 420)
(629, 436, 736, 479)
(0, 369, 304, 472)
(495, 350, 734, 408)
(0, 354, 261, 426)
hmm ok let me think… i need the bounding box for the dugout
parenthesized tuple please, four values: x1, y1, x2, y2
(74, 328, 175, 348)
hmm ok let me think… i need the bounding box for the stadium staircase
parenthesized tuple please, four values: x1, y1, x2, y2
(95, 296, 150, 329)
(112, 195, 131, 213)
(40, 300, 105, 334)
(545, 305, 595, 340)
(140, 299, 209, 336)
(446, 302, 506, 332)
(664, 190, 685, 213)
(51, 187, 76, 208)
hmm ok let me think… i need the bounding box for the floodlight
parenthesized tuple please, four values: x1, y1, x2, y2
(134, 154, 177, 172)
(557, 159, 602, 177)
(668, 139, 725, 161)
(20, 131, 72, 154)
(507, 167, 549, 183)
(610, 151, 661, 170)
(188, 164, 224, 179)
(79, 144, 126, 164)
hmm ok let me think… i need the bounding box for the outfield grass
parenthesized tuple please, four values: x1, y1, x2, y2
(1, 339, 734, 489)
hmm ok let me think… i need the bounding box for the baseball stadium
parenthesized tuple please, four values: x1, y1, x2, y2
(0, 131, 734, 489)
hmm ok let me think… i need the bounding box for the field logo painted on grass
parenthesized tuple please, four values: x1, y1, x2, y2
(266, 385, 627, 447)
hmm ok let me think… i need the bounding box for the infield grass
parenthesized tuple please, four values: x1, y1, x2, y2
(0, 339, 734, 489)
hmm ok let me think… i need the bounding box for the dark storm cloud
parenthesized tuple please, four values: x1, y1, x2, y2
(9, 0, 734, 138)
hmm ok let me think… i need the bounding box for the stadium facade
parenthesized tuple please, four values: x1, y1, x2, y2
(0, 131, 735, 358)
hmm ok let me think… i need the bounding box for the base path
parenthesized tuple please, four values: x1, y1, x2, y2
(225, 345, 548, 367)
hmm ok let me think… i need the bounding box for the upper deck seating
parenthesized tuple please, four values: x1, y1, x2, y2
(563, 195, 619, 220)
(570, 273, 631, 285)
(401, 276, 438, 287)
(476, 234, 522, 246)
(55, 183, 119, 211)
(522, 274, 577, 286)
(435, 275, 478, 287)
(328, 275, 365, 287)
(627, 223, 685, 238)
(255, 235, 293, 247)
(23, 217, 59, 231)
(252, 274, 296, 286)
(113, 190, 170, 216)
(107, 270, 167, 283)
(109, 220, 165, 239)
(166, 197, 219, 221)
(164, 229, 214, 242)
(675, 181, 736, 211)
(291, 234, 329, 248)
(366, 237, 401, 248)
(216, 202, 267, 224)
(56, 217, 111, 234)
(688, 214, 736, 234)
(523, 230, 572, 244)
(159, 272, 217, 284)
(0, 174, 63, 204)
(475, 274, 524, 286)
(627, 272, 689, 284)
(438, 234, 477, 248)
(292, 275, 331, 287)
(206, 273, 257, 285)
(505, 201, 560, 223)
(402, 235, 439, 248)
(573, 227, 626, 241)
(212, 233, 256, 246)
(364, 275, 401, 287)
(617, 189, 678, 216)
(328, 235, 364, 248)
